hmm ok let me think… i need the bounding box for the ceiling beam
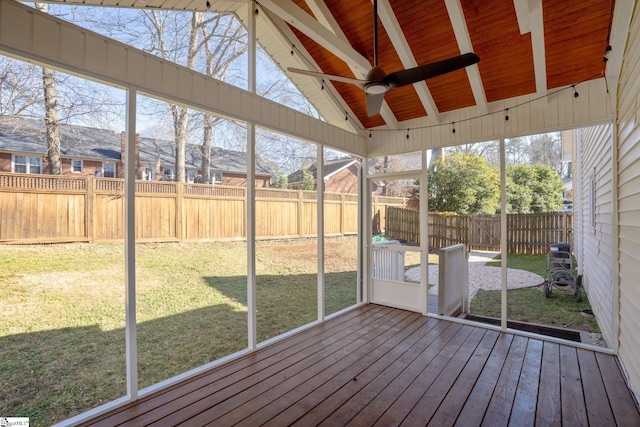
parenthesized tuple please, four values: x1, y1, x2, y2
(528, 0, 547, 96)
(377, 0, 441, 123)
(268, 12, 364, 133)
(259, 0, 371, 75)
(444, 0, 488, 114)
(304, 0, 347, 41)
(305, 0, 399, 128)
(513, 0, 531, 35)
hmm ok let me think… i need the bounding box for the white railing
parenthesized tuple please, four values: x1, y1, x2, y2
(371, 241, 406, 281)
(370, 242, 424, 313)
(436, 244, 469, 316)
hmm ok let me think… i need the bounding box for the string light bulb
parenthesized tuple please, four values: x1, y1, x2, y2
(369, 131, 372, 138)
(321, 80, 324, 90)
(603, 45, 612, 62)
(451, 122, 456, 134)
(290, 45, 295, 56)
(572, 85, 580, 102)
(406, 129, 410, 139)
(505, 108, 510, 121)
(205, 0, 210, 8)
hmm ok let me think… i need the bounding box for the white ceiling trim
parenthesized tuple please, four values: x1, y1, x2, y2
(268, 13, 364, 133)
(258, 0, 371, 75)
(444, 0, 488, 115)
(528, 0, 547, 97)
(304, 0, 347, 41)
(513, 0, 531, 35)
(604, 0, 634, 95)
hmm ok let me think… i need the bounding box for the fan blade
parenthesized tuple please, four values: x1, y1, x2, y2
(287, 68, 366, 88)
(366, 92, 385, 116)
(383, 52, 480, 88)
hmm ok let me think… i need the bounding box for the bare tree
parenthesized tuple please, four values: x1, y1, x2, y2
(35, 3, 62, 175)
(0, 58, 42, 120)
(200, 14, 247, 183)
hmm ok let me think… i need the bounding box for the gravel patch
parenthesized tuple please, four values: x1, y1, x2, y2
(405, 251, 544, 300)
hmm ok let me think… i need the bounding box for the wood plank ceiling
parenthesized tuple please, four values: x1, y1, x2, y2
(38, 0, 615, 133)
(281, 0, 613, 130)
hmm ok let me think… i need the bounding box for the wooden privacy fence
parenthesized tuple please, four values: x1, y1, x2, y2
(385, 206, 573, 255)
(0, 172, 408, 244)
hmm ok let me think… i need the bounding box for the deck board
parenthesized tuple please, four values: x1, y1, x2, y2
(560, 345, 588, 426)
(80, 304, 640, 427)
(578, 348, 616, 425)
(508, 339, 543, 427)
(535, 341, 561, 426)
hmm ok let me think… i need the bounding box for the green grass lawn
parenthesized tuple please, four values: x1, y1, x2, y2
(0, 238, 358, 426)
(473, 253, 598, 333)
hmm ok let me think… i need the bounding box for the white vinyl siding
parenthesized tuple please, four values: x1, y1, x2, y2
(616, 3, 640, 403)
(576, 124, 614, 348)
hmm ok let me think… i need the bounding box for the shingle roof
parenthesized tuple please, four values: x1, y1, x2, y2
(287, 157, 357, 183)
(0, 117, 272, 176)
(0, 117, 121, 161)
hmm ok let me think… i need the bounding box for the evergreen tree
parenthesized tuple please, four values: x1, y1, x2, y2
(427, 152, 500, 214)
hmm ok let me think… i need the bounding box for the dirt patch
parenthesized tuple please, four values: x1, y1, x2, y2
(256, 236, 358, 273)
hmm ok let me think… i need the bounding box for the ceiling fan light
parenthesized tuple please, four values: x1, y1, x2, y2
(364, 82, 388, 95)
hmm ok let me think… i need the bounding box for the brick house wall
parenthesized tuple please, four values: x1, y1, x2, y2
(222, 172, 270, 188)
(0, 152, 12, 172)
(119, 132, 142, 179)
(324, 163, 359, 193)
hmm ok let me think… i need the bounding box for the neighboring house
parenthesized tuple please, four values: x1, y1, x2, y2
(0, 117, 120, 178)
(287, 157, 377, 193)
(0, 117, 272, 187)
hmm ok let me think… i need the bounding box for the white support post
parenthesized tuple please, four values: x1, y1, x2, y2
(361, 157, 371, 303)
(357, 159, 364, 304)
(317, 146, 325, 321)
(420, 150, 429, 315)
(247, 122, 256, 350)
(125, 87, 138, 400)
(247, 3, 257, 350)
(247, 2, 256, 94)
(500, 138, 508, 330)
(611, 121, 620, 354)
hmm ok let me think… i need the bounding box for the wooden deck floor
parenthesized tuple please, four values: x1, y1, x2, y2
(81, 305, 640, 427)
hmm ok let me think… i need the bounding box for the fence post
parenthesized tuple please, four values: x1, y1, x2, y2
(86, 175, 94, 242)
(176, 181, 183, 241)
(298, 190, 304, 237)
(243, 186, 248, 239)
(340, 193, 346, 236)
(466, 215, 472, 252)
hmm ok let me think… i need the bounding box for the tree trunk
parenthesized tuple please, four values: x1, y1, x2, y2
(171, 12, 203, 182)
(36, 3, 62, 175)
(202, 114, 213, 183)
(42, 66, 61, 175)
(172, 105, 187, 182)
